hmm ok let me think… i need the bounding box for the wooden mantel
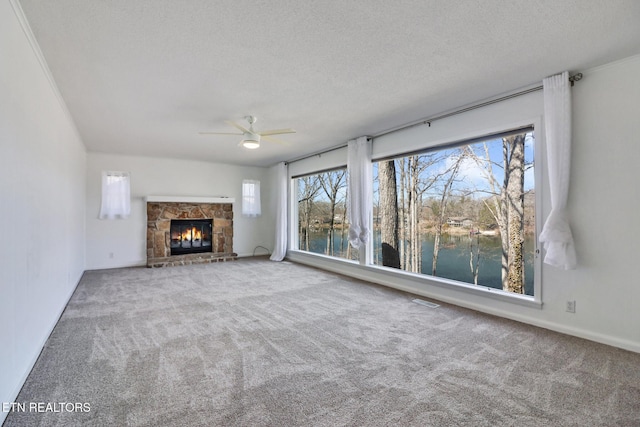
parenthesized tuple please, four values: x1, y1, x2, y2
(145, 195, 235, 204)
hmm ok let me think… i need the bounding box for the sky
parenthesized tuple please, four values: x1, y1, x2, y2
(441, 134, 535, 195)
(302, 131, 535, 204)
(373, 132, 535, 201)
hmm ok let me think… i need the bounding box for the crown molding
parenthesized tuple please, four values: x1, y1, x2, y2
(9, 0, 83, 144)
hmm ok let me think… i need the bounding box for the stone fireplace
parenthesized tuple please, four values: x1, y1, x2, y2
(146, 196, 237, 267)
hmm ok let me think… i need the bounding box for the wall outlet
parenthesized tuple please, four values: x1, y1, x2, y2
(109, 252, 114, 259)
(566, 300, 576, 313)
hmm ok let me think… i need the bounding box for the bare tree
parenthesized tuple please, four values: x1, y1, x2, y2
(395, 155, 436, 272)
(398, 158, 407, 269)
(463, 133, 529, 293)
(407, 155, 438, 272)
(505, 134, 525, 293)
(469, 233, 481, 284)
(432, 151, 464, 276)
(318, 170, 347, 256)
(298, 176, 320, 251)
(339, 187, 351, 259)
(378, 160, 400, 268)
(408, 156, 421, 273)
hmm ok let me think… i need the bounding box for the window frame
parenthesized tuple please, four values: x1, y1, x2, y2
(287, 114, 544, 308)
(292, 166, 359, 261)
(241, 179, 261, 217)
(371, 125, 539, 297)
(99, 170, 131, 220)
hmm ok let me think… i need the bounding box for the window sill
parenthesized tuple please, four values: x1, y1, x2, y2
(287, 250, 542, 310)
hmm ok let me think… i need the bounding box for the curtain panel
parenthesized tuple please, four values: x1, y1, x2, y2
(539, 71, 577, 269)
(347, 136, 372, 250)
(99, 171, 131, 219)
(242, 179, 261, 217)
(270, 162, 288, 261)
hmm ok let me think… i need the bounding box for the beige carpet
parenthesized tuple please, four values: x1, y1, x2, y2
(4, 258, 640, 426)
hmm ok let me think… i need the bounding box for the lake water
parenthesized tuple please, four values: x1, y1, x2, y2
(303, 230, 535, 296)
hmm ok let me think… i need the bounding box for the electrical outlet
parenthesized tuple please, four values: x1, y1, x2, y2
(566, 300, 576, 313)
(109, 252, 114, 259)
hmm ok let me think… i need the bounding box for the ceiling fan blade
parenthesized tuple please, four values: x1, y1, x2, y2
(226, 120, 250, 133)
(258, 128, 296, 136)
(198, 131, 243, 135)
(262, 135, 290, 145)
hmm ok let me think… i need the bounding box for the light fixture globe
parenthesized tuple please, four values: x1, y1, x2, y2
(241, 132, 260, 149)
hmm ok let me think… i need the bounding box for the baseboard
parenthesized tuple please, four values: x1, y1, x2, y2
(85, 260, 147, 270)
(287, 252, 640, 354)
(1, 270, 84, 425)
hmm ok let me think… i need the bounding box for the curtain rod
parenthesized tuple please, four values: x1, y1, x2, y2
(374, 73, 583, 138)
(285, 73, 582, 165)
(284, 143, 347, 165)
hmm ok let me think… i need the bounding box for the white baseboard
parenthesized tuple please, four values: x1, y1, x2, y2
(287, 251, 640, 354)
(1, 270, 83, 425)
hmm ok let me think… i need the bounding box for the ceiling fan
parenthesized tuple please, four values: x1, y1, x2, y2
(199, 115, 295, 149)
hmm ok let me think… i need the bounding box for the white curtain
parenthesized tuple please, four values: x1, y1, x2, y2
(242, 179, 261, 217)
(347, 136, 372, 249)
(539, 71, 577, 269)
(99, 171, 130, 219)
(270, 162, 288, 261)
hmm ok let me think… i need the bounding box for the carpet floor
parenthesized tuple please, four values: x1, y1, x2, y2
(4, 258, 640, 426)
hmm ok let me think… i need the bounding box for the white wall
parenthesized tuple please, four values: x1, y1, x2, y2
(287, 55, 640, 353)
(85, 153, 274, 269)
(0, 1, 87, 422)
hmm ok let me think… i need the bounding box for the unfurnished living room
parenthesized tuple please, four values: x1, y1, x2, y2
(2, 1, 640, 426)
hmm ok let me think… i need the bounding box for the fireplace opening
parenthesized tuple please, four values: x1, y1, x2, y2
(170, 219, 213, 256)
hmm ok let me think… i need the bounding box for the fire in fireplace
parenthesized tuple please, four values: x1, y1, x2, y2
(170, 219, 213, 255)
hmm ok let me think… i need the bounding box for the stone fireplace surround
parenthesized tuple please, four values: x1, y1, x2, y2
(146, 196, 237, 267)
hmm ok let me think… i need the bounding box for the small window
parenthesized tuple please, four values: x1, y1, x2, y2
(242, 180, 261, 217)
(99, 171, 131, 219)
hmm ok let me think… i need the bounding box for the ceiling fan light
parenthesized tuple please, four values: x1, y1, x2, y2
(242, 140, 260, 149)
(241, 132, 260, 149)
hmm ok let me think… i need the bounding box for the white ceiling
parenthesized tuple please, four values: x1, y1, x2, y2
(18, 0, 640, 167)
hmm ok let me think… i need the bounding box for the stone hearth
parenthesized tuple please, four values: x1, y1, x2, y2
(146, 198, 236, 267)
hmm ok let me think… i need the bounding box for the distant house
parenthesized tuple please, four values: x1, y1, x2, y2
(447, 217, 474, 228)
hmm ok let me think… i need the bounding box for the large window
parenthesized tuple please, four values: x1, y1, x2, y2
(373, 129, 536, 295)
(296, 168, 358, 260)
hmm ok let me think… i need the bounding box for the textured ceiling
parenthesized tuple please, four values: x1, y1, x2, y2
(18, 0, 640, 167)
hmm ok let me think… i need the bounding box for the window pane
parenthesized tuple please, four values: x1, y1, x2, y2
(296, 169, 358, 261)
(373, 131, 535, 295)
(99, 171, 131, 219)
(242, 179, 261, 217)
